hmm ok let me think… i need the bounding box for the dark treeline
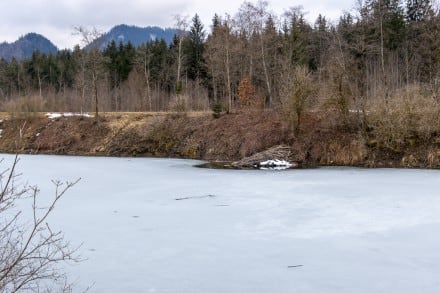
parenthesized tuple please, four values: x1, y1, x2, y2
(0, 0, 439, 118)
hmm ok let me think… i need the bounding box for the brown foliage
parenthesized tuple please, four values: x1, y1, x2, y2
(2, 95, 46, 119)
(237, 76, 263, 110)
(365, 85, 440, 152)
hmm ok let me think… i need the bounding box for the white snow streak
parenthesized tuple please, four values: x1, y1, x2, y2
(45, 112, 93, 119)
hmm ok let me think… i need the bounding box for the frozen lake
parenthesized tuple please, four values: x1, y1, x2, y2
(3, 154, 440, 292)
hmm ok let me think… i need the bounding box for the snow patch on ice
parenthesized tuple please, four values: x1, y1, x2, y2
(256, 159, 294, 170)
(45, 113, 93, 119)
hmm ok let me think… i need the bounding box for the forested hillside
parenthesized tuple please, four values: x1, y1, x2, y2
(86, 25, 176, 50)
(0, 0, 440, 156)
(1, 1, 438, 111)
(0, 33, 57, 61)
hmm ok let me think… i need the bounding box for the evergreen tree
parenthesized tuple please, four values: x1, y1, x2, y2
(282, 8, 310, 66)
(212, 14, 221, 30)
(362, 0, 406, 50)
(104, 40, 119, 88)
(26, 51, 47, 97)
(383, 0, 406, 50)
(186, 14, 207, 81)
(104, 41, 136, 87)
(117, 41, 136, 83)
(310, 14, 331, 70)
(406, 0, 438, 82)
(55, 49, 76, 91)
(406, 0, 433, 22)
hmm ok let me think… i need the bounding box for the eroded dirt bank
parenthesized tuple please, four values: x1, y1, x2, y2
(0, 111, 438, 168)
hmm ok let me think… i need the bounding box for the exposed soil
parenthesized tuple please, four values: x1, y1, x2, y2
(0, 111, 438, 169)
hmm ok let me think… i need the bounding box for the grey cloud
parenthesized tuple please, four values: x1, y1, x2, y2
(1, 0, 354, 48)
(1, 0, 190, 48)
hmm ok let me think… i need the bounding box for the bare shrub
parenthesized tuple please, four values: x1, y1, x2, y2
(167, 92, 209, 113)
(319, 138, 368, 166)
(366, 85, 440, 151)
(42, 88, 67, 112)
(0, 155, 80, 292)
(319, 69, 354, 127)
(401, 154, 419, 167)
(169, 95, 190, 112)
(189, 95, 210, 112)
(427, 149, 440, 168)
(2, 95, 47, 119)
(279, 66, 317, 135)
(185, 80, 210, 111)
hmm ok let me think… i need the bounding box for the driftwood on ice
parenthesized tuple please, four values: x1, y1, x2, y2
(232, 145, 297, 169)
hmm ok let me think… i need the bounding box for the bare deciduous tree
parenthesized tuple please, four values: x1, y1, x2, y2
(73, 26, 105, 123)
(236, 0, 277, 107)
(173, 15, 189, 94)
(205, 14, 237, 111)
(280, 66, 316, 135)
(0, 155, 80, 292)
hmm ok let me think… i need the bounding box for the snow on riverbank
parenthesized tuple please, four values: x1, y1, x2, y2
(45, 112, 93, 119)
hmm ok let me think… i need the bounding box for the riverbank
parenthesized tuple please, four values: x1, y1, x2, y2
(0, 111, 438, 168)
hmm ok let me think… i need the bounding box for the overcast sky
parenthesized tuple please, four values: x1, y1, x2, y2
(1, 0, 355, 49)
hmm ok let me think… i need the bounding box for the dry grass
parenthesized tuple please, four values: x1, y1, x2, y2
(365, 85, 440, 151)
(2, 95, 46, 119)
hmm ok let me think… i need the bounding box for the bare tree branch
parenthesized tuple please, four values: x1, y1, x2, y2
(0, 157, 81, 292)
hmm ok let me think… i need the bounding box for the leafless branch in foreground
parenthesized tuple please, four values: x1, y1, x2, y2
(0, 154, 81, 292)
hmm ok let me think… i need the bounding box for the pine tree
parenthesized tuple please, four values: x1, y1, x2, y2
(103, 40, 119, 88)
(282, 8, 310, 66)
(310, 14, 331, 70)
(55, 50, 75, 91)
(383, 0, 406, 50)
(406, 0, 433, 22)
(362, 0, 406, 50)
(186, 14, 207, 81)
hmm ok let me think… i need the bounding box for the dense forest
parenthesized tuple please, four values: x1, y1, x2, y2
(0, 0, 439, 133)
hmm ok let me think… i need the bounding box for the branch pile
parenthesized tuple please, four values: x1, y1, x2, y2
(232, 145, 294, 168)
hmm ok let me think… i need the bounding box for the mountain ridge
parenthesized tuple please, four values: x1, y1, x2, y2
(0, 25, 177, 60)
(0, 33, 58, 61)
(87, 24, 176, 50)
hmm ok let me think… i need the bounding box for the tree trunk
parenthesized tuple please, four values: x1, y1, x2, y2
(93, 71, 99, 123)
(225, 44, 232, 111)
(260, 34, 272, 107)
(177, 36, 183, 93)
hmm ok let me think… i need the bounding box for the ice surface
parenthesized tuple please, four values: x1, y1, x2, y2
(2, 154, 440, 292)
